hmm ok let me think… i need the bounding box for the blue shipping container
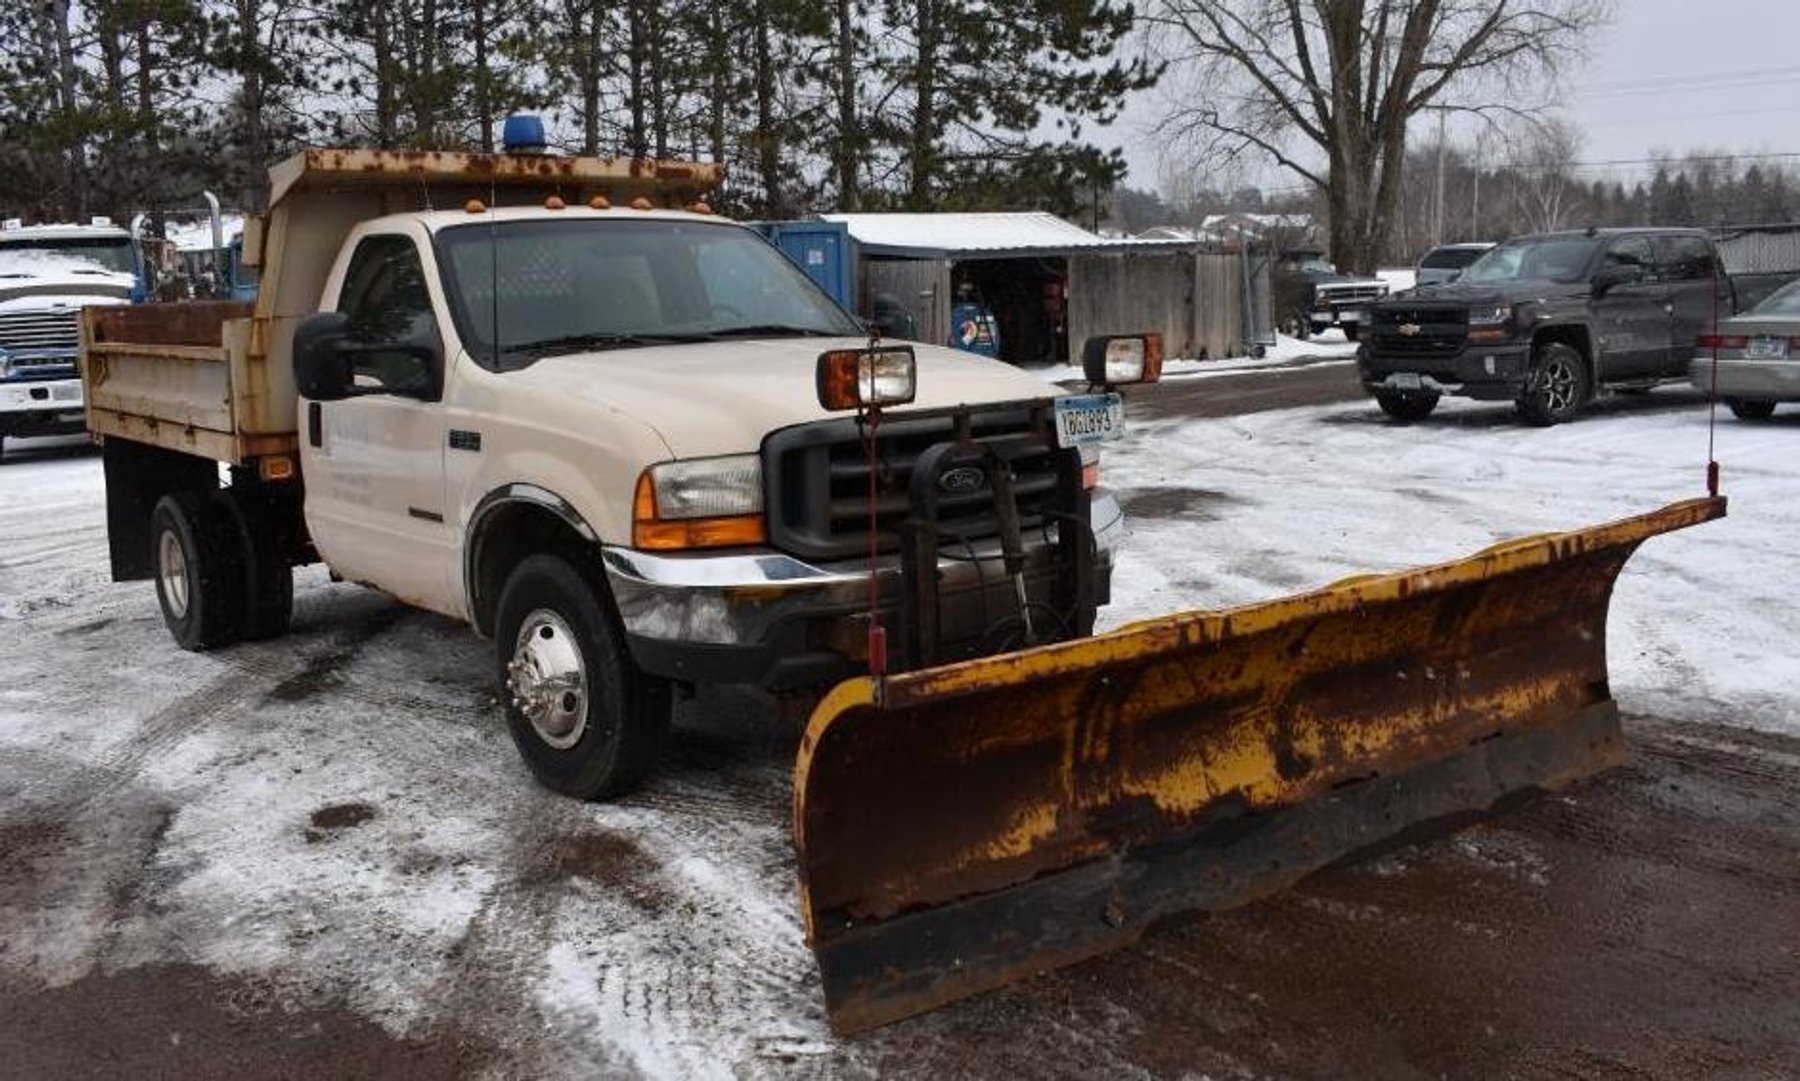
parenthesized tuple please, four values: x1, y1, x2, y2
(751, 221, 854, 308)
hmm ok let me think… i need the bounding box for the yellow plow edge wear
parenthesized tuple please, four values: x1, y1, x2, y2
(793, 496, 1725, 1033)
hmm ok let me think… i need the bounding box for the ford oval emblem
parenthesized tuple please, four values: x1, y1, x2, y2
(939, 466, 986, 494)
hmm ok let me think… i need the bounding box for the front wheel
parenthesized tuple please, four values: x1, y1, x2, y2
(1727, 398, 1777, 420)
(494, 553, 671, 800)
(1343, 323, 1361, 342)
(1375, 390, 1440, 421)
(1516, 343, 1589, 426)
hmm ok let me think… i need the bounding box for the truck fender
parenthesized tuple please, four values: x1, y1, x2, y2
(464, 483, 604, 636)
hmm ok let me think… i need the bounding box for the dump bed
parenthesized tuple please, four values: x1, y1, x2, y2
(82, 148, 723, 465)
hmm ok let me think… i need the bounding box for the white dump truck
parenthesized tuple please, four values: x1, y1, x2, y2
(1, 220, 145, 456)
(82, 146, 1144, 798)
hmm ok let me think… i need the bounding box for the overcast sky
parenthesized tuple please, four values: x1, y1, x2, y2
(1110, 0, 1800, 195)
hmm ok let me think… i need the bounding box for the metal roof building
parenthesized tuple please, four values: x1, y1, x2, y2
(792, 212, 1254, 364)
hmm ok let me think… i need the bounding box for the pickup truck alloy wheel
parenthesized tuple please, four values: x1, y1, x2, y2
(150, 491, 248, 651)
(1517, 343, 1588, 426)
(494, 554, 672, 799)
(508, 610, 589, 750)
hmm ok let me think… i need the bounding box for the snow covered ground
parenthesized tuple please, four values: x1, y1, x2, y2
(0, 390, 1794, 1075)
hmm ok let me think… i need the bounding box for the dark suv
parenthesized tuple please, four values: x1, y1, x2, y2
(1359, 228, 1730, 425)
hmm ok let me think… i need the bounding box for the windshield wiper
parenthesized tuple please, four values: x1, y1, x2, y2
(698, 323, 842, 340)
(504, 331, 712, 357)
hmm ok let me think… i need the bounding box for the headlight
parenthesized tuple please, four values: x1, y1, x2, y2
(1467, 305, 1511, 326)
(816, 346, 916, 411)
(643, 454, 762, 519)
(1081, 333, 1164, 385)
(633, 454, 767, 550)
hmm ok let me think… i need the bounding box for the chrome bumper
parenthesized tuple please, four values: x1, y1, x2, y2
(603, 491, 1124, 648)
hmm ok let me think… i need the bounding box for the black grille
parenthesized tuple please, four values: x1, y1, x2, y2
(1372, 304, 1468, 357)
(764, 407, 1067, 561)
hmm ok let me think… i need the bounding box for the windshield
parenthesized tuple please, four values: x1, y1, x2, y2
(0, 236, 136, 274)
(435, 218, 862, 364)
(1751, 279, 1800, 316)
(1420, 247, 1487, 270)
(1459, 237, 1598, 284)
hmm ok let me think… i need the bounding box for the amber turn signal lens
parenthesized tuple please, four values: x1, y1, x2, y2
(632, 472, 766, 550)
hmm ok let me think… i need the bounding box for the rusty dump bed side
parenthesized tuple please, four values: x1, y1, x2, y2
(82, 148, 723, 466)
(793, 496, 1726, 1033)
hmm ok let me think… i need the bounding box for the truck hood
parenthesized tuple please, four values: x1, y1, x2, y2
(506, 337, 1067, 458)
(1390, 278, 1584, 306)
(0, 259, 135, 305)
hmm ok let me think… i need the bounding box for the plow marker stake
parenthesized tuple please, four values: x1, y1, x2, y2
(794, 497, 1725, 1033)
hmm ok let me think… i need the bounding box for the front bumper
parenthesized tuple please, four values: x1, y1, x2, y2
(1359, 341, 1532, 400)
(0, 376, 85, 431)
(605, 491, 1125, 690)
(1688, 356, 1800, 401)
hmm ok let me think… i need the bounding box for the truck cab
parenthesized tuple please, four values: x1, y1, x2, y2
(0, 220, 143, 455)
(82, 147, 1141, 800)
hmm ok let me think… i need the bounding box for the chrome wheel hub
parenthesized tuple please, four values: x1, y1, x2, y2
(506, 609, 588, 749)
(158, 530, 190, 619)
(1536, 360, 1577, 412)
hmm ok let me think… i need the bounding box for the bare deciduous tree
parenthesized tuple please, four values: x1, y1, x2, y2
(1145, 0, 1610, 272)
(1508, 116, 1581, 232)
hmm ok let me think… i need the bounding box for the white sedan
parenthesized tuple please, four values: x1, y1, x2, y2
(1690, 279, 1800, 418)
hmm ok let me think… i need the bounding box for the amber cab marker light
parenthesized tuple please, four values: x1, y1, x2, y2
(589, 195, 611, 210)
(631, 196, 654, 211)
(464, 198, 486, 214)
(544, 195, 566, 210)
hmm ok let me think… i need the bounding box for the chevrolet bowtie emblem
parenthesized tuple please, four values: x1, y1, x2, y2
(1398, 322, 1422, 336)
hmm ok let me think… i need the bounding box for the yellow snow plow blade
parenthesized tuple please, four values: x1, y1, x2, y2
(795, 496, 1725, 1033)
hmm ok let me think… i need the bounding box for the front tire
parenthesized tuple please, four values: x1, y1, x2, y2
(1343, 323, 1361, 342)
(1727, 398, 1777, 420)
(1517, 343, 1589, 426)
(151, 492, 248, 651)
(494, 553, 671, 800)
(1376, 390, 1440, 421)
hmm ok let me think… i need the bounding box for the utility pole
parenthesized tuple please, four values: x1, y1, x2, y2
(1434, 107, 1447, 246)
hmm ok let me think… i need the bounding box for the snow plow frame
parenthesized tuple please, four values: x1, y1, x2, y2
(794, 495, 1726, 1033)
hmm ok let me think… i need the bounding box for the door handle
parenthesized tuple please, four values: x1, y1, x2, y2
(308, 401, 322, 447)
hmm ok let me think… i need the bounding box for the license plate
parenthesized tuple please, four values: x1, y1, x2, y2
(1340, 309, 1366, 324)
(1390, 373, 1423, 390)
(1746, 336, 1789, 360)
(1054, 393, 1125, 448)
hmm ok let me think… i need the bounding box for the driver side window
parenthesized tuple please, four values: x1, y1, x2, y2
(337, 235, 438, 396)
(1602, 236, 1654, 279)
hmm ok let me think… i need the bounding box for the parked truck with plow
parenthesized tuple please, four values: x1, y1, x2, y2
(82, 139, 1723, 1032)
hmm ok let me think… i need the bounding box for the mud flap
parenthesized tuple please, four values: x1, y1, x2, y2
(794, 496, 1725, 1033)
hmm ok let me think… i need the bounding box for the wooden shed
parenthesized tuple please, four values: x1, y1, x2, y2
(819, 212, 1254, 364)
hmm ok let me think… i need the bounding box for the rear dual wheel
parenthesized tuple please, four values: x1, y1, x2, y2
(150, 490, 293, 651)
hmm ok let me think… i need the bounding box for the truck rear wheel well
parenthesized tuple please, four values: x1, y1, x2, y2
(467, 495, 602, 638)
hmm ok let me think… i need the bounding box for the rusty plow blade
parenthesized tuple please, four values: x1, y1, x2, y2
(794, 497, 1724, 1033)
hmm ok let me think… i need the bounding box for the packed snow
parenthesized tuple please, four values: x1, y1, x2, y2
(0, 385, 1794, 1075)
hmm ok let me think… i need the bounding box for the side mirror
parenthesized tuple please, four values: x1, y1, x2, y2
(1082, 334, 1164, 387)
(1592, 263, 1642, 296)
(293, 312, 355, 400)
(293, 311, 443, 401)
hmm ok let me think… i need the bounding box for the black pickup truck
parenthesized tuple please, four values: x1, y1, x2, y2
(1358, 227, 1731, 425)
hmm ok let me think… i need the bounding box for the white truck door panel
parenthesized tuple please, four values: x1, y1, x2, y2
(299, 231, 461, 615)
